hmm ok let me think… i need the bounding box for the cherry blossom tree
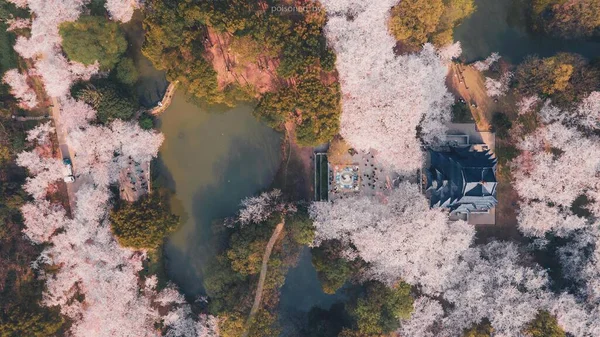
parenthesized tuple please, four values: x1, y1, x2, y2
(10, 0, 98, 97)
(517, 201, 587, 237)
(2, 68, 38, 109)
(437, 42, 462, 61)
(512, 102, 600, 236)
(31, 53, 98, 97)
(485, 72, 512, 98)
(559, 227, 600, 305)
(573, 91, 600, 130)
(58, 97, 97, 132)
(65, 119, 163, 186)
(6, 17, 31, 31)
(517, 95, 540, 115)
(398, 297, 444, 337)
(472, 52, 500, 72)
(105, 0, 140, 23)
(236, 189, 296, 226)
(7, 0, 27, 7)
(320, 0, 453, 173)
(21, 200, 69, 243)
(12, 0, 86, 59)
(310, 181, 474, 294)
(440, 242, 553, 336)
(16, 150, 64, 199)
(26, 121, 54, 145)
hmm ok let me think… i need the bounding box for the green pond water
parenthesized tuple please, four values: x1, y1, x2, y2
(126, 10, 343, 333)
(157, 93, 345, 334)
(454, 0, 600, 63)
(157, 93, 282, 295)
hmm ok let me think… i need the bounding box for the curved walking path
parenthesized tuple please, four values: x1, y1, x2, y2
(242, 219, 285, 337)
(149, 80, 179, 115)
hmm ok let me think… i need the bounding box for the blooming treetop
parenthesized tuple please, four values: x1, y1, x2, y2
(105, 0, 140, 23)
(484, 72, 512, 98)
(512, 100, 600, 237)
(19, 138, 217, 337)
(398, 241, 600, 337)
(440, 242, 553, 336)
(21, 199, 70, 243)
(517, 95, 540, 115)
(6, 17, 31, 31)
(398, 297, 444, 337)
(2, 68, 38, 109)
(237, 189, 296, 226)
(517, 202, 587, 237)
(65, 118, 164, 187)
(310, 181, 474, 294)
(8, 0, 100, 97)
(472, 52, 501, 72)
(320, 0, 454, 173)
(16, 150, 64, 199)
(26, 121, 55, 145)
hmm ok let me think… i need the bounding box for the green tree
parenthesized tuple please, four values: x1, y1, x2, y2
(75, 82, 137, 124)
(389, 0, 474, 47)
(389, 0, 445, 46)
(348, 281, 413, 336)
(312, 240, 354, 294)
(491, 112, 512, 139)
(255, 72, 341, 146)
(286, 212, 315, 246)
(226, 217, 277, 276)
(514, 53, 600, 107)
(529, 0, 600, 39)
(0, 307, 63, 337)
(138, 113, 154, 130)
(110, 195, 179, 249)
(143, 0, 222, 104)
(523, 311, 565, 337)
(60, 16, 127, 70)
(115, 58, 139, 86)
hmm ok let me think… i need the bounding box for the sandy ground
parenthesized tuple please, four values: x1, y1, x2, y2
(447, 63, 495, 131)
(204, 27, 280, 95)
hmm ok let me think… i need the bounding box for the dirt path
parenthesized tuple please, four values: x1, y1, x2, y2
(149, 80, 179, 116)
(447, 63, 495, 131)
(242, 220, 285, 337)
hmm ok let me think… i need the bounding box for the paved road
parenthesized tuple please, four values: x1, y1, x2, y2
(50, 97, 79, 214)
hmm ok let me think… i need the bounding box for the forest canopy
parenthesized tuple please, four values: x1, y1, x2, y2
(528, 0, 600, 39)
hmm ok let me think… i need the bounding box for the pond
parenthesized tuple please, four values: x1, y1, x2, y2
(157, 93, 282, 295)
(129, 9, 345, 332)
(454, 0, 600, 63)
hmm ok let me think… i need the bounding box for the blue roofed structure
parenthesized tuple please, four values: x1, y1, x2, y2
(425, 146, 497, 219)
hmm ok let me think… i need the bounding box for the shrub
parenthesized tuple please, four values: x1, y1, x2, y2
(60, 16, 127, 70)
(110, 195, 179, 249)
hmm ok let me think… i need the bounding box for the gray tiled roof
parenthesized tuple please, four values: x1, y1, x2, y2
(426, 146, 497, 211)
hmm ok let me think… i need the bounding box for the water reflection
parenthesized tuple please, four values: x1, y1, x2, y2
(158, 92, 282, 295)
(454, 0, 600, 62)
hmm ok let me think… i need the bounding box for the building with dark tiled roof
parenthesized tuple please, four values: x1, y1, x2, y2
(425, 145, 497, 221)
